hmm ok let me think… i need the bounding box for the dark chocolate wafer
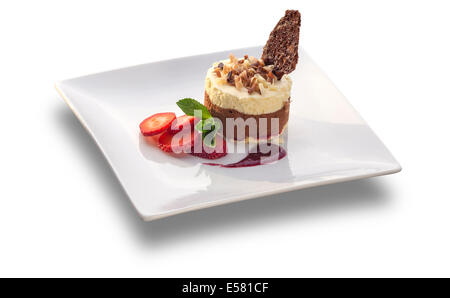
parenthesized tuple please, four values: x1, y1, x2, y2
(262, 10, 301, 78)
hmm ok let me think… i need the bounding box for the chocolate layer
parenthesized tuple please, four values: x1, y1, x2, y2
(204, 92, 290, 141)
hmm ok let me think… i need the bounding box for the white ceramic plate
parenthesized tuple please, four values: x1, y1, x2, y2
(55, 46, 401, 221)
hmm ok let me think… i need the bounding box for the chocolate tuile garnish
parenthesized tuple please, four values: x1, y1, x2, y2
(272, 67, 284, 80)
(261, 10, 301, 77)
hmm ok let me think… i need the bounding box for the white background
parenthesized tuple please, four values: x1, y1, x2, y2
(1, 0, 449, 277)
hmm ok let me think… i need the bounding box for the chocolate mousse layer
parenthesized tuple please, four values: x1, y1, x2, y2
(204, 92, 289, 141)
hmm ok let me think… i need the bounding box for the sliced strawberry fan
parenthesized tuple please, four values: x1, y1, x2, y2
(168, 115, 196, 134)
(158, 130, 199, 153)
(140, 111, 226, 159)
(139, 112, 176, 136)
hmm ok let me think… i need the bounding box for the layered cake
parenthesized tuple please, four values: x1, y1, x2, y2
(204, 10, 301, 141)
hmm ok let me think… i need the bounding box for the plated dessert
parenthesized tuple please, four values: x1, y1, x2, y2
(139, 10, 301, 166)
(56, 9, 402, 220)
(205, 10, 300, 141)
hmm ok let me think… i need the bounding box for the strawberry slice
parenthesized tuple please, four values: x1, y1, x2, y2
(168, 115, 196, 134)
(158, 130, 199, 153)
(139, 112, 176, 136)
(190, 135, 227, 159)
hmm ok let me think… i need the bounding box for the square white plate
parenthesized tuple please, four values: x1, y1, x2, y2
(56, 46, 401, 221)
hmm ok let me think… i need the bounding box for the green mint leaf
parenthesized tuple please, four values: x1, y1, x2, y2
(194, 119, 204, 133)
(195, 118, 220, 148)
(178, 98, 219, 148)
(203, 131, 216, 148)
(176, 98, 212, 120)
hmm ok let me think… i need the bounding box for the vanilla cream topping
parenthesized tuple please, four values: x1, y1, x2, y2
(205, 58, 292, 115)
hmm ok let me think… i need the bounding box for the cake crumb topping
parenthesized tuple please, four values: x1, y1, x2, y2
(213, 54, 280, 94)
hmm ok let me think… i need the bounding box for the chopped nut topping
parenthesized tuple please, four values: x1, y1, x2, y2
(267, 71, 275, 83)
(235, 76, 243, 89)
(223, 64, 231, 74)
(239, 70, 248, 84)
(248, 77, 261, 94)
(248, 56, 258, 64)
(213, 53, 279, 94)
(213, 68, 222, 78)
(229, 53, 237, 64)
